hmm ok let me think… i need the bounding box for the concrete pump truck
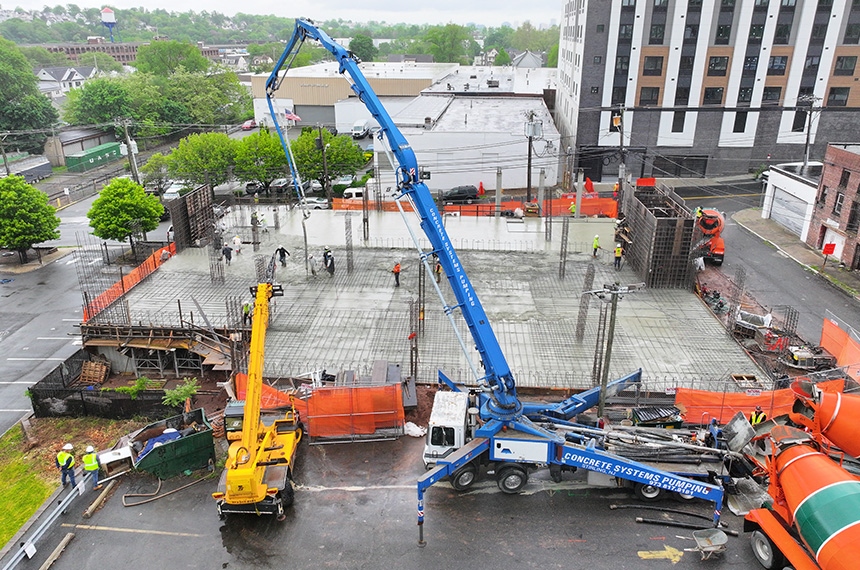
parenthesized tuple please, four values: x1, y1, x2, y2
(267, 19, 726, 544)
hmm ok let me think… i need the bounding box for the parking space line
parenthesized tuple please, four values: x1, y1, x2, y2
(61, 523, 203, 538)
(0, 409, 30, 412)
(6, 358, 66, 361)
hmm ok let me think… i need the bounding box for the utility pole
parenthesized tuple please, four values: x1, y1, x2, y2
(0, 135, 11, 176)
(121, 119, 140, 185)
(525, 111, 542, 203)
(317, 126, 331, 205)
(614, 106, 625, 203)
(799, 95, 821, 171)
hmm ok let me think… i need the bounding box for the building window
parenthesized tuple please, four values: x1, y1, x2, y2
(675, 87, 690, 105)
(811, 24, 828, 40)
(722, 0, 736, 7)
(619, 25, 634, 40)
(654, 0, 669, 8)
(596, 24, 605, 33)
(847, 201, 860, 233)
(679, 56, 695, 75)
(643, 56, 664, 76)
(708, 56, 730, 76)
(703, 87, 724, 105)
(768, 56, 788, 75)
(818, 186, 829, 205)
(616, 56, 630, 74)
(591, 86, 600, 94)
(774, 24, 791, 44)
(781, 0, 796, 7)
(818, 0, 833, 8)
(612, 86, 627, 105)
(846, 24, 860, 44)
(762, 86, 782, 102)
(672, 111, 686, 132)
(754, 0, 769, 8)
(738, 87, 753, 103)
(805, 55, 820, 71)
(828, 87, 850, 106)
(621, 0, 636, 6)
(716, 25, 732, 44)
(749, 25, 765, 42)
(733, 111, 748, 132)
(650, 24, 665, 44)
(792, 110, 808, 132)
(688, 0, 703, 7)
(798, 86, 815, 100)
(744, 56, 759, 75)
(835, 56, 857, 76)
(834, 191, 845, 215)
(640, 87, 660, 105)
(685, 25, 699, 41)
(594, 55, 603, 64)
(840, 169, 851, 188)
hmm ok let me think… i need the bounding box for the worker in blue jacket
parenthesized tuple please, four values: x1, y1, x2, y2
(56, 443, 76, 487)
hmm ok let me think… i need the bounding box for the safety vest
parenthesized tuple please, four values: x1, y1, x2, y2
(593, 237, 600, 248)
(569, 203, 576, 213)
(83, 452, 99, 471)
(243, 304, 251, 315)
(615, 246, 623, 257)
(750, 410, 767, 425)
(57, 451, 74, 468)
(393, 263, 401, 274)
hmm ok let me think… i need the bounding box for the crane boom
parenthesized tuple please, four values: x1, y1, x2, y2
(267, 19, 519, 416)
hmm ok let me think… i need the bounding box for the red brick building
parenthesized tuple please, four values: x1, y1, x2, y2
(807, 143, 860, 269)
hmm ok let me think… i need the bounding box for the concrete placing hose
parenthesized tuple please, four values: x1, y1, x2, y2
(122, 477, 208, 507)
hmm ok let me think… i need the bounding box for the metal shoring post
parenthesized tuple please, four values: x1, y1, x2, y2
(394, 198, 482, 383)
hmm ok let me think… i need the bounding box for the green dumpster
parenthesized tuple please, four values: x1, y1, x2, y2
(133, 408, 215, 479)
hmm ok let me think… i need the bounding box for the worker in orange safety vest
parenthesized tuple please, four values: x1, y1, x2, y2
(392, 262, 401, 287)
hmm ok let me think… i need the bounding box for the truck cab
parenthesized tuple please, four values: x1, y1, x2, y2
(351, 120, 370, 139)
(423, 391, 470, 467)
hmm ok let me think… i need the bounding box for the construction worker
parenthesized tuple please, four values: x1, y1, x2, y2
(614, 243, 623, 270)
(695, 206, 703, 219)
(323, 247, 334, 277)
(434, 259, 443, 283)
(392, 261, 401, 287)
(613, 183, 619, 199)
(56, 443, 76, 487)
(593, 234, 600, 258)
(275, 246, 290, 267)
(750, 405, 767, 425)
(83, 446, 102, 490)
(569, 202, 576, 216)
(243, 301, 253, 326)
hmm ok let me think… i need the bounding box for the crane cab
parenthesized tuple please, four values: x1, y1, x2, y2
(423, 391, 471, 468)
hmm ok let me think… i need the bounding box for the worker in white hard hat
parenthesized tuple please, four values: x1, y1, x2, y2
(614, 243, 624, 270)
(592, 234, 600, 258)
(83, 445, 102, 490)
(56, 443, 76, 487)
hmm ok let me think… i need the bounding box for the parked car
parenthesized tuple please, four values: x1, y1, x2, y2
(166, 225, 174, 242)
(442, 185, 479, 204)
(245, 181, 263, 194)
(335, 174, 355, 187)
(300, 197, 330, 210)
(363, 145, 374, 162)
(270, 178, 291, 193)
(242, 119, 257, 130)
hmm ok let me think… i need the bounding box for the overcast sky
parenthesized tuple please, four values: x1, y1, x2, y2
(7, 0, 561, 28)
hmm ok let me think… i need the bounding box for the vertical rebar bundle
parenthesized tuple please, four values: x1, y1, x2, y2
(345, 214, 354, 274)
(576, 263, 596, 343)
(559, 217, 570, 279)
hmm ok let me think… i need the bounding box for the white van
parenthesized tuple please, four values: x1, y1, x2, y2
(343, 188, 364, 200)
(351, 120, 370, 139)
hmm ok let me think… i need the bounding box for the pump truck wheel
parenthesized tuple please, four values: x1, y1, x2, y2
(750, 530, 786, 569)
(450, 463, 478, 491)
(633, 482, 664, 502)
(497, 465, 528, 494)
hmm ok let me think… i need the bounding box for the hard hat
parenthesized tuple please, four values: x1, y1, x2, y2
(63, 443, 73, 450)
(755, 405, 762, 411)
(594, 234, 599, 238)
(616, 243, 621, 248)
(86, 446, 94, 453)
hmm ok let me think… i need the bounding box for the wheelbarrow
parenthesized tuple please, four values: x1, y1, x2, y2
(684, 528, 728, 560)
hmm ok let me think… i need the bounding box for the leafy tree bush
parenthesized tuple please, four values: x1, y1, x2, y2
(167, 132, 236, 187)
(134, 40, 210, 75)
(234, 129, 290, 192)
(349, 34, 378, 62)
(87, 178, 163, 243)
(290, 130, 364, 201)
(162, 378, 199, 408)
(0, 176, 61, 264)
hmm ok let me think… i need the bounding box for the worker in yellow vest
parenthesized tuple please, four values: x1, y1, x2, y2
(750, 406, 767, 426)
(614, 243, 624, 270)
(592, 235, 600, 258)
(83, 445, 102, 490)
(56, 443, 76, 487)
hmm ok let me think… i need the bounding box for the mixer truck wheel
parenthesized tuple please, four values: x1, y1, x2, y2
(497, 465, 528, 494)
(750, 529, 786, 569)
(450, 463, 477, 491)
(633, 482, 664, 502)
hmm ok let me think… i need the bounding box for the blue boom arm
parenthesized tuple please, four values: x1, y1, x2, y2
(268, 19, 520, 417)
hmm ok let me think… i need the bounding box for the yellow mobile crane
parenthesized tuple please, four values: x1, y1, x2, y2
(212, 256, 302, 520)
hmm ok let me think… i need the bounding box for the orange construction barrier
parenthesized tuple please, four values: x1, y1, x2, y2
(333, 197, 617, 218)
(674, 378, 845, 425)
(820, 319, 860, 380)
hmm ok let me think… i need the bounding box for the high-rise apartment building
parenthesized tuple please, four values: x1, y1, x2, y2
(557, 0, 860, 180)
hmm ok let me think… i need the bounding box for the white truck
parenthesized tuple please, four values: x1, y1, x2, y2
(351, 119, 370, 139)
(343, 178, 397, 201)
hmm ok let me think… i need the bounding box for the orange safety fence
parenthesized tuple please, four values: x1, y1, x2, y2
(332, 197, 617, 218)
(820, 319, 860, 380)
(234, 374, 405, 438)
(674, 378, 845, 425)
(83, 243, 176, 322)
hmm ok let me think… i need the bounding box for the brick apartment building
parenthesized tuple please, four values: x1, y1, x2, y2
(807, 143, 860, 269)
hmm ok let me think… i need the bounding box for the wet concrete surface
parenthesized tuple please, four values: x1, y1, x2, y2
(13, 436, 759, 569)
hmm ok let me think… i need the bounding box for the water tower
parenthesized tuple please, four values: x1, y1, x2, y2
(100, 8, 120, 43)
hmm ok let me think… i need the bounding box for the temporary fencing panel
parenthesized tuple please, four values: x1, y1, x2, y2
(333, 197, 617, 218)
(820, 319, 860, 380)
(674, 378, 845, 425)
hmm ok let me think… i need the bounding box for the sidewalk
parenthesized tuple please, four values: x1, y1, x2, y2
(733, 208, 860, 301)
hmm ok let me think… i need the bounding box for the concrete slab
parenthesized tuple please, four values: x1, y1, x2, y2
(109, 206, 761, 391)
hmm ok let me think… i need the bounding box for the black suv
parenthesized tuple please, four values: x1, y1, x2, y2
(442, 185, 479, 204)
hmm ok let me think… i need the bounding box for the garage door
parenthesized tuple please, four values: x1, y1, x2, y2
(770, 188, 806, 237)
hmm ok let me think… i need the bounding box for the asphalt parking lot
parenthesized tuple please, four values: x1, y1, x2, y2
(10, 435, 761, 570)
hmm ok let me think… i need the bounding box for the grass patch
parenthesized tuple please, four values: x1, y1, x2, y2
(0, 417, 147, 547)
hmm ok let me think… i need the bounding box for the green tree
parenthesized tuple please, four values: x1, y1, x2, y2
(166, 69, 250, 125)
(485, 26, 514, 51)
(88, 178, 163, 243)
(349, 34, 378, 62)
(547, 44, 559, 68)
(18, 46, 72, 67)
(234, 129, 289, 193)
(290, 129, 363, 202)
(139, 153, 172, 193)
(134, 40, 210, 75)
(0, 37, 59, 153)
(167, 132, 236, 187)
(494, 48, 511, 66)
(0, 176, 61, 264)
(63, 78, 132, 127)
(79, 51, 123, 73)
(425, 24, 471, 63)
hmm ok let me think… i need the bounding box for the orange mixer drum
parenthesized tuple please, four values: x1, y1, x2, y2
(771, 426, 860, 570)
(792, 381, 860, 457)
